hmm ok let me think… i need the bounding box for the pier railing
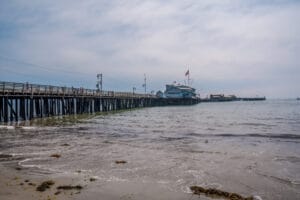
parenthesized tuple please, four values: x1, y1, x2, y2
(0, 81, 154, 98)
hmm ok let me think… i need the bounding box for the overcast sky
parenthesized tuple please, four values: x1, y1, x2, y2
(0, 0, 299, 98)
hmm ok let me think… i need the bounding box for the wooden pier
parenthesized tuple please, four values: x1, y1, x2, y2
(0, 81, 200, 123)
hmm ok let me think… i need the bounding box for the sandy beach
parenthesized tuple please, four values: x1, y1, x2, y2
(0, 162, 199, 200)
(0, 163, 83, 200)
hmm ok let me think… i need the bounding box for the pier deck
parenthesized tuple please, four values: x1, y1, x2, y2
(0, 81, 200, 122)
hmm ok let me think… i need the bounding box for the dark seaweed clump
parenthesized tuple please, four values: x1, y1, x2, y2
(0, 154, 13, 159)
(0, 154, 14, 161)
(50, 154, 61, 158)
(57, 185, 83, 190)
(36, 180, 55, 192)
(89, 177, 97, 182)
(190, 186, 254, 200)
(115, 160, 127, 164)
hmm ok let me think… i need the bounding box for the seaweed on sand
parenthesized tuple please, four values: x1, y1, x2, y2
(36, 180, 55, 192)
(50, 154, 61, 158)
(57, 185, 83, 190)
(89, 177, 97, 182)
(190, 186, 254, 200)
(15, 167, 22, 170)
(0, 154, 12, 159)
(28, 182, 36, 186)
(115, 160, 127, 164)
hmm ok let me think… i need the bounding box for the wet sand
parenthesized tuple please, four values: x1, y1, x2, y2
(0, 164, 204, 200)
(0, 165, 82, 200)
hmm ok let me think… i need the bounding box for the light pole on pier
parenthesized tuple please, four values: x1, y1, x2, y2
(142, 74, 147, 94)
(96, 73, 102, 92)
(133, 87, 136, 94)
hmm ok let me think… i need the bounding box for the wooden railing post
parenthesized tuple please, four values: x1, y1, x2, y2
(12, 83, 15, 94)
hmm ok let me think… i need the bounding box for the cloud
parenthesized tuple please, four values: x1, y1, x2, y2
(0, 0, 299, 97)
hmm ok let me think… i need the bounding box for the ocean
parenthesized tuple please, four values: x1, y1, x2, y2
(0, 99, 300, 199)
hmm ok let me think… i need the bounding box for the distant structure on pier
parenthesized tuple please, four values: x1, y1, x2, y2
(201, 94, 266, 102)
(209, 94, 237, 102)
(157, 69, 197, 99)
(164, 84, 196, 99)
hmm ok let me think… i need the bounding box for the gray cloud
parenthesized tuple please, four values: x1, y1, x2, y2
(0, 0, 299, 97)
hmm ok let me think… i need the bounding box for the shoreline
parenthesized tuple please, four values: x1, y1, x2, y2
(0, 163, 201, 200)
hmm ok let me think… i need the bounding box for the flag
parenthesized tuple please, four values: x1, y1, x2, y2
(185, 70, 189, 76)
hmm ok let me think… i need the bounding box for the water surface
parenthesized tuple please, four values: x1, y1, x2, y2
(1, 100, 300, 199)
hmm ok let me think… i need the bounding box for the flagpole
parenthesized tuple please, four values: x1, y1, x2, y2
(187, 69, 190, 86)
(185, 69, 190, 86)
(188, 69, 190, 86)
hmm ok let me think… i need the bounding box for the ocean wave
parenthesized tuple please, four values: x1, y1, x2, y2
(187, 133, 300, 139)
(106, 176, 129, 182)
(19, 126, 38, 130)
(0, 125, 15, 129)
(160, 136, 189, 141)
(256, 171, 300, 186)
(273, 156, 300, 163)
(217, 133, 300, 139)
(0, 153, 25, 161)
(18, 158, 42, 168)
(17, 157, 59, 174)
(237, 122, 276, 127)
